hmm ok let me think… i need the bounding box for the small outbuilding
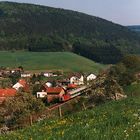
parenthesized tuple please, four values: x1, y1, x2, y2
(86, 73, 97, 81)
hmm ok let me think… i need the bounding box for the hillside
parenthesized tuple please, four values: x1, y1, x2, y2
(0, 97, 139, 140)
(0, 51, 104, 72)
(0, 2, 140, 64)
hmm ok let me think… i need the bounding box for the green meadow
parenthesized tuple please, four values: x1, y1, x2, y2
(0, 51, 104, 73)
(0, 96, 139, 140)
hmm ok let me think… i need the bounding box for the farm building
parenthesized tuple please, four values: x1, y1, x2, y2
(86, 73, 97, 81)
(47, 87, 66, 103)
(45, 82, 52, 87)
(0, 88, 17, 104)
(13, 79, 30, 92)
(37, 91, 47, 98)
(21, 73, 31, 78)
(37, 86, 66, 103)
(0, 79, 29, 104)
(43, 71, 58, 77)
(69, 73, 84, 85)
(43, 72, 53, 77)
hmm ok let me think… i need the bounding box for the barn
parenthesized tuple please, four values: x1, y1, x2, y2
(46, 87, 66, 103)
(0, 88, 17, 104)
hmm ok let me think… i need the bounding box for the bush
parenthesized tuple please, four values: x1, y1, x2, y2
(2, 93, 45, 128)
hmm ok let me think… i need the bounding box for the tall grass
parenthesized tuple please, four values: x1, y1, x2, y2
(1, 97, 140, 140)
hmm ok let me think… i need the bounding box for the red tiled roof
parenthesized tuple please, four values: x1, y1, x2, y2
(18, 79, 30, 92)
(18, 79, 26, 87)
(0, 88, 17, 97)
(47, 87, 64, 94)
(0, 97, 5, 103)
(67, 84, 77, 89)
(20, 84, 29, 93)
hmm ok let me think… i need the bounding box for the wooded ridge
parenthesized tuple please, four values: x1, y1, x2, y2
(0, 2, 140, 64)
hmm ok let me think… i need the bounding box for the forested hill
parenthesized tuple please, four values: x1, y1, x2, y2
(0, 2, 140, 64)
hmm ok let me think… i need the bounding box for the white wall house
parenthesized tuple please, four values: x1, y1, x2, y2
(12, 79, 27, 91)
(79, 75, 84, 85)
(70, 75, 84, 85)
(21, 73, 31, 78)
(13, 83, 23, 90)
(44, 72, 53, 77)
(37, 91, 47, 98)
(87, 74, 97, 81)
(45, 82, 52, 87)
(11, 70, 15, 73)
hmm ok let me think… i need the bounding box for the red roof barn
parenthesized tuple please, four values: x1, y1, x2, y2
(46, 87, 66, 103)
(0, 88, 17, 104)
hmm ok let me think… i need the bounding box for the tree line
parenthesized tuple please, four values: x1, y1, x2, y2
(0, 2, 140, 63)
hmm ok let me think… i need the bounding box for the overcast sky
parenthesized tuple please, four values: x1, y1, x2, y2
(1, 0, 140, 25)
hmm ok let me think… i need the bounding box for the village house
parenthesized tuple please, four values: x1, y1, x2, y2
(11, 67, 23, 74)
(13, 79, 30, 92)
(2, 70, 11, 77)
(46, 87, 66, 103)
(21, 73, 31, 78)
(0, 79, 30, 104)
(45, 82, 52, 87)
(43, 72, 53, 77)
(37, 91, 47, 98)
(69, 73, 84, 85)
(37, 85, 48, 98)
(0, 88, 17, 104)
(43, 70, 61, 77)
(37, 86, 66, 103)
(86, 73, 97, 81)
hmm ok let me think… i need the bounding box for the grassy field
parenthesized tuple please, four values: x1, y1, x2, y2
(0, 97, 140, 140)
(0, 51, 105, 73)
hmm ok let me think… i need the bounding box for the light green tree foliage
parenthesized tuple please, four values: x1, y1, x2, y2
(2, 93, 45, 127)
(90, 73, 124, 104)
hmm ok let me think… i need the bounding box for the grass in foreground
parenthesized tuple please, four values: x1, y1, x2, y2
(0, 51, 105, 73)
(0, 97, 140, 140)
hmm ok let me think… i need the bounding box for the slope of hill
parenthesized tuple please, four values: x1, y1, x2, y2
(0, 97, 139, 140)
(0, 51, 104, 72)
(0, 2, 140, 64)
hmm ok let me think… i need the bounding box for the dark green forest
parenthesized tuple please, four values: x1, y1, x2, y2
(0, 2, 140, 64)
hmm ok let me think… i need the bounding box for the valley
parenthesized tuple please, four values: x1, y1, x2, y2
(0, 1, 140, 140)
